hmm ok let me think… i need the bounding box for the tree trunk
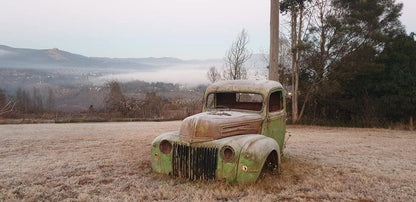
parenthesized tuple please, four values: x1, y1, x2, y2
(291, 8, 298, 123)
(410, 116, 414, 131)
(299, 85, 311, 122)
(269, 0, 280, 81)
(319, 0, 326, 77)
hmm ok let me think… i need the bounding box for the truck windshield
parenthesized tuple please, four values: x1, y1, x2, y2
(206, 92, 263, 112)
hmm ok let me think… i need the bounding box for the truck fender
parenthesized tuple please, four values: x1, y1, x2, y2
(236, 136, 280, 182)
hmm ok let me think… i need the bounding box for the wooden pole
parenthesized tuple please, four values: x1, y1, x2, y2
(269, 0, 280, 81)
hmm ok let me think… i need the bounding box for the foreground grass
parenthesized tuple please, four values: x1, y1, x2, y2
(0, 122, 415, 201)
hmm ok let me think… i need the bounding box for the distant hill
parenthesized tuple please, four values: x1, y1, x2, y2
(0, 45, 221, 70)
(0, 45, 270, 72)
(0, 45, 173, 70)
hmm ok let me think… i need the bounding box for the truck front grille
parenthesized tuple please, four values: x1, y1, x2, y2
(172, 143, 218, 180)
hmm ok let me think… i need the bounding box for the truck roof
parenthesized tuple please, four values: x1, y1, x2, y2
(205, 80, 284, 96)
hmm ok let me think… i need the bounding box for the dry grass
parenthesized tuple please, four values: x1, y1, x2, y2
(0, 122, 415, 201)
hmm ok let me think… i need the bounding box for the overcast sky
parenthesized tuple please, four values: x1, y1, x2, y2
(1, 0, 415, 59)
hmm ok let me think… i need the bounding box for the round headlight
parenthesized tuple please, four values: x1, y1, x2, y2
(159, 140, 172, 154)
(221, 145, 235, 161)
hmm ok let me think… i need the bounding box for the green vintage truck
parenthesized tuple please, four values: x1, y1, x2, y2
(151, 80, 286, 182)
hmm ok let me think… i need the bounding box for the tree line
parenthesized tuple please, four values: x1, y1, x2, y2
(0, 87, 56, 114)
(0, 81, 204, 121)
(208, 0, 415, 129)
(104, 81, 202, 119)
(278, 0, 415, 128)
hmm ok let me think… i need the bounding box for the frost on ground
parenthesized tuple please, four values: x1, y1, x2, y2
(0, 122, 415, 201)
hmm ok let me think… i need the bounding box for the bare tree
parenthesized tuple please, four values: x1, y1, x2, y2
(291, 6, 300, 123)
(223, 29, 252, 80)
(296, 0, 333, 122)
(0, 89, 15, 116)
(206, 66, 221, 83)
(0, 101, 15, 116)
(32, 87, 44, 113)
(46, 87, 56, 112)
(283, 0, 333, 123)
(15, 88, 31, 113)
(0, 89, 6, 108)
(269, 0, 280, 81)
(281, 0, 312, 123)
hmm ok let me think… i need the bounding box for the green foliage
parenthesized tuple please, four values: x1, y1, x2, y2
(330, 0, 404, 44)
(373, 34, 416, 121)
(294, 0, 414, 127)
(280, 0, 312, 13)
(322, 0, 406, 125)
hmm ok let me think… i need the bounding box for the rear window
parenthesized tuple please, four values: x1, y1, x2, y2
(206, 92, 263, 112)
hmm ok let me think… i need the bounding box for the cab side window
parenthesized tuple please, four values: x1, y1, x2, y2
(269, 91, 283, 112)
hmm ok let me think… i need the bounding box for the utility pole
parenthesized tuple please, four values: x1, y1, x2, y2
(269, 0, 280, 81)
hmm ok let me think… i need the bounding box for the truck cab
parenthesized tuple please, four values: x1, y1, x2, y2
(151, 80, 286, 182)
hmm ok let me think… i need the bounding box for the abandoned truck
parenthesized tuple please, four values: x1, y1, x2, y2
(151, 80, 286, 182)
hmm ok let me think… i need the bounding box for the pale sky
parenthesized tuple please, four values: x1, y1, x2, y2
(0, 0, 415, 59)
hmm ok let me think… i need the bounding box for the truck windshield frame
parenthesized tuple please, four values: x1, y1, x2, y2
(206, 92, 264, 112)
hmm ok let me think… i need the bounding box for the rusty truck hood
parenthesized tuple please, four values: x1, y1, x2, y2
(179, 111, 263, 142)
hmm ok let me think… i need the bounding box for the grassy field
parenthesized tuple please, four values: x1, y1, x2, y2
(0, 122, 415, 201)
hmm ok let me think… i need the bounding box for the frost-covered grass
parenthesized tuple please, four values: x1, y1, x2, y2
(0, 122, 415, 201)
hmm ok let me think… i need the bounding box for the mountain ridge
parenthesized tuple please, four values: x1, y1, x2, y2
(0, 45, 226, 71)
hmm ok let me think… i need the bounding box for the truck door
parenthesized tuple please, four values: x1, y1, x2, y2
(263, 90, 286, 153)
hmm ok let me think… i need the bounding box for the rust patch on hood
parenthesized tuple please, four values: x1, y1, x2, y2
(180, 111, 262, 143)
